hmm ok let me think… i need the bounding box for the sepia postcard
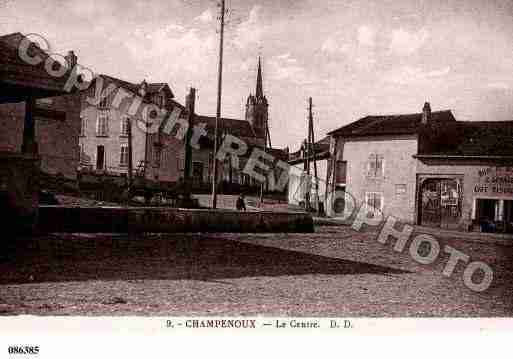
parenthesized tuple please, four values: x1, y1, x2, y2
(0, 0, 512, 356)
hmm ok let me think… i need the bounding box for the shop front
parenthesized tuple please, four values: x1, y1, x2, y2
(472, 166, 513, 233)
(417, 175, 463, 230)
(416, 160, 513, 234)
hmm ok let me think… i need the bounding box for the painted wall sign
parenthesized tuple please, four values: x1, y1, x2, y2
(476, 167, 513, 195)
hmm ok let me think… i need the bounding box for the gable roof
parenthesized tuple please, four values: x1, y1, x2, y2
(194, 115, 257, 139)
(267, 147, 290, 162)
(328, 110, 456, 137)
(99, 74, 140, 93)
(288, 136, 331, 165)
(327, 106, 513, 157)
(94, 74, 176, 110)
(147, 83, 174, 97)
(418, 120, 513, 157)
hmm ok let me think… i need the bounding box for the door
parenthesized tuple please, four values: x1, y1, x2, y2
(96, 145, 105, 170)
(420, 178, 461, 229)
(192, 162, 204, 186)
(439, 179, 461, 229)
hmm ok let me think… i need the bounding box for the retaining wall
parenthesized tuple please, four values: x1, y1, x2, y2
(37, 206, 314, 233)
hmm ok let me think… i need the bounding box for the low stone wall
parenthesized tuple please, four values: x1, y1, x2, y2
(37, 206, 314, 233)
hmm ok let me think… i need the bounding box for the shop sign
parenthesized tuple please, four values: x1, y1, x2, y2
(475, 167, 513, 195)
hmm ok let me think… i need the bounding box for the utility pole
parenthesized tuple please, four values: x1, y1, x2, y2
(309, 97, 320, 215)
(211, 0, 225, 210)
(183, 87, 196, 201)
(127, 116, 133, 205)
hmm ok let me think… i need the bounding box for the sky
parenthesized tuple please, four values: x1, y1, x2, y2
(1, 0, 512, 150)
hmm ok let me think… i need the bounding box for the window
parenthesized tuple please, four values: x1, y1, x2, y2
(79, 143, 84, 163)
(80, 115, 86, 136)
(153, 148, 161, 168)
(193, 162, 204, 183)
(120, 144, 129, 166)
(96, 145, 105, 170)
(395, 184, 407, 196)
(232, 170, 240, 184)
(367, 154, 384, 177)
(156, 95, 165, 108)
(99, 96, 108, 109)
(365, 192, 383, 216)
(120, 117, 130, 136)
(96, 110, 109, 136)
(242, 174, 250, 185)
(335, 160, 347, 184)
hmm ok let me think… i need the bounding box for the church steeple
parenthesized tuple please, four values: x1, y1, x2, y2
(245, 57, 269, 140)
(256, 56, 264, 99)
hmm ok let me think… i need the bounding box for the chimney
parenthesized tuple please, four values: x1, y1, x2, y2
(139, 80, 148, 97)
(422, 102, 431, 124)
(65, 50, 77, 70)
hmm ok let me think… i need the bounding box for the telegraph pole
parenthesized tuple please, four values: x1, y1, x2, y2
(127, 116, 133, 205)
(211, 0, 225, 209)
(309, 97, 320, 215)
(183, 87, 196, 201)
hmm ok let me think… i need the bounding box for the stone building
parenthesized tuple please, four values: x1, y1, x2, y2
(78, 74, 179, 184)
(326, 102, 513, 233)
(78, 57, 284, 193)
(1, 33, 285, 200)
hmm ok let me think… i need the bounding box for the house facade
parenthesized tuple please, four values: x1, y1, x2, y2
(78, 74, 178, 183)
(326, 102, 513, 233)
(78, 57, 282, 194)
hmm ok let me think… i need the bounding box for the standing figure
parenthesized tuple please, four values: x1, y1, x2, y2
(236, 194, 247, 211)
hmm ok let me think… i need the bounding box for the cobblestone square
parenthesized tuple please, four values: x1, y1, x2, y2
(1, 226, 511, 316)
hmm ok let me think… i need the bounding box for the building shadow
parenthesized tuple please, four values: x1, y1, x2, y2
(0, 234, 408, 285)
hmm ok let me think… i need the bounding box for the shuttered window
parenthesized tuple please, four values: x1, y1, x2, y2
(120, 117, 129, 136)
(96, 110, 109, 136)
(367, 154, 384, 177)
(365, 192, 383, 214)
(120, 144, 129, 166)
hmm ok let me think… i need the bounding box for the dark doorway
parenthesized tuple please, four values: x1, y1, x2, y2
(475, 199, 513, 233)
(96, 145, 105, 170)
(419, 178, 461, 229)
(476, 199, 496, 221)
(476, 199, 498, 233)
(192, 162, 203, 186)
(505, 201, 513, 233)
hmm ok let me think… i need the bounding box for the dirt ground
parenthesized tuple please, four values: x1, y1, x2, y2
(0, 226, 512, 316)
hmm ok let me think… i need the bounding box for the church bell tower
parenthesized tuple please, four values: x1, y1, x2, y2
(245, 57, 269, 140)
